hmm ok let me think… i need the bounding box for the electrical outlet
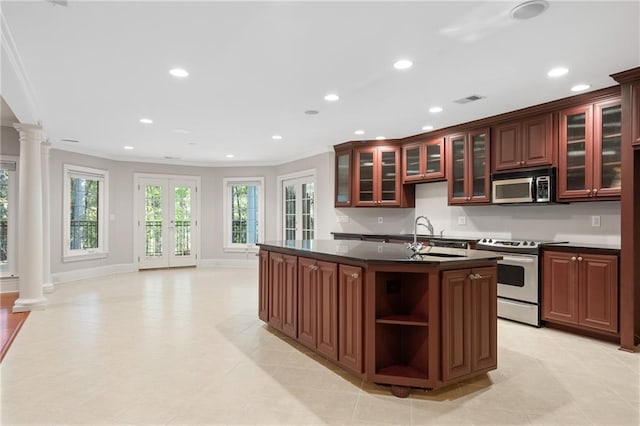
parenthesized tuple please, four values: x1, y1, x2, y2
(336, 215, 349, 223)
(378, 217, 384, 224)
(458, 216, 466, 225)
(591, 215, 601, 227)
(377, 245, 384, 253)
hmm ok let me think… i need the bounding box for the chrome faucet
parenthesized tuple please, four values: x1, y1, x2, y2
(408, 215, 434, 252)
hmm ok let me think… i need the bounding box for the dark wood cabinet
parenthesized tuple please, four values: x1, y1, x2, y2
(402, 137, 446, 183)
(298, 257, 338, 360)
(492, 113, 554, 172)
(258, 250, 269, 322)
(447, 128, 491, 205)
(268, 252, 298, 338)
(338, 264, 363, 373)
(334, 147, 352, 207)
(441, 267, 497, 381)
(558, 98, 622, 201)
(543, 250, 618, 334)
(354, 145, 403, 207)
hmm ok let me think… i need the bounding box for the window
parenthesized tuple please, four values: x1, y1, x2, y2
(223, 177, 264, 251)
(63, 164, 108, 261)
(0, 157, 18, 277)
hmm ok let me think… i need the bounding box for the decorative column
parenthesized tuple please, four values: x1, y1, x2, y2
(13, 123, 47, 312)
(41, 141, 53, 293)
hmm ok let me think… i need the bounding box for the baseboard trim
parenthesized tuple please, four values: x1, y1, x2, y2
(0, 277, 19, 293)
(198, 258, 258, 268)
(52, 263, 137, 285)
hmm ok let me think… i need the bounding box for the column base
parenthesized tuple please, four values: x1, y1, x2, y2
(13, 297, 47, 313)
(43, 282, 54, 294)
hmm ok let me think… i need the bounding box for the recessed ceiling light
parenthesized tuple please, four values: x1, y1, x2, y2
(187, 142, 197, 146)
(304, 110, 319, 115)
(511, 0, 549, 20)
(375, 136, 386, 140)
(60, 138, 79, 143)
(393, 59, 413, 70)
(354, 130, 365, 135)
(429, 106, 443, 113)
(272, 135, 283, 140)
(571, 84, 591, 92)
(324, 93, 340, 102)
(547, 67, 569, 77)
(169, 68, 189, 78)
(172, 128, 192, 134)
(225, 154, 234, 158)
(123, 146, 134, 150)
(139, 118, 153, 124)
(422, 125, 434, 131)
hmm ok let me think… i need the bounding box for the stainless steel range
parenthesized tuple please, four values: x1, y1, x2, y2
(475, 238, 555, 327)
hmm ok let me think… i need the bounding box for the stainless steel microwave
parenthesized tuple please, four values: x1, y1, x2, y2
(491, 167, 556, 204)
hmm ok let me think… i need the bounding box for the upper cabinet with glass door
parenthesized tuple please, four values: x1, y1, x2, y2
(402, 137, 446, 183)
(558, 97, 622, 201)
(334, 147, 352, 207)
(446, 129, 491, 205)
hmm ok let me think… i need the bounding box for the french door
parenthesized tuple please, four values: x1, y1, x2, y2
(136, 175, 199, 269)
(282, 175, 315, 241)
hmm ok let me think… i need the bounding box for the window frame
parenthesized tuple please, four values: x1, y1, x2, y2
(63, 164, 109, 261)
(0, 155, 19, 277)
(223, 176, 264, 252)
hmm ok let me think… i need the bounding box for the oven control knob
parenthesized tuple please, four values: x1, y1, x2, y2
(530, 242, 536, 246)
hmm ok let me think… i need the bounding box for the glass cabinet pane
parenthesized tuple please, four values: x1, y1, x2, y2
(404, 146, 420, 178)
(451, 138, 465, 198)
(380, 151, 397, 201)
(358, 152, 374, 202)
(600, 105, 622, 188)
(566, 112, 587, 191)
(426, 143, 441, 174)
(336, 153, 350, 203)
(471, 133, 487, 197)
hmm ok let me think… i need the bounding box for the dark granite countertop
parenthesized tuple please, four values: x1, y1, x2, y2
(541, 241, 620, 254)
(331, 232, 479, 243)
(258, 240, 502, 265)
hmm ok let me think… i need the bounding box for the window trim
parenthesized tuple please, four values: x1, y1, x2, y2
(223, 176, 264, 253)
(0, 155, 19, 278)
(63, 164, 109, 262)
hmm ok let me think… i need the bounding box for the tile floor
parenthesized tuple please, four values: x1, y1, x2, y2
(1, 267, 638, 425)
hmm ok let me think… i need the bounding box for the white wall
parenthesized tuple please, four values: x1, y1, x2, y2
(1, 126, 20, 155)
(335, 181, 621, 245)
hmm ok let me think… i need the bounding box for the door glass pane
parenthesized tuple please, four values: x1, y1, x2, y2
(0, 169, 8, 269)
(380, 151, 396, 201)
(336, 153, 350, 203)
(600, 105, 622, 188)
(472, 133, 487, 197)
(231, 184, 259, 244)
(426, 143, 441, 174)
(405, 146, 420, 177)
(174, 186, 191, 256)
(358, 152, 374, 202)
(145, 185, 163, 256)
(566, 112, 587, 191)
(451, 138, 465, 198)
(302, 183, 314, 240)
(284, 184, 296, 241)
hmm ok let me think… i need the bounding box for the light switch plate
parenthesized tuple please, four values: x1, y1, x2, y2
(591, 215, 601, 227)
(458, 216, 466, 225)
(378, 217, 384, 224)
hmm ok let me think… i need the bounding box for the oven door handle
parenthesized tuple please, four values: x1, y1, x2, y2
(501, 256, 536, 264)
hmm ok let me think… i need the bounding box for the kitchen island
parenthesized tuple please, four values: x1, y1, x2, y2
(258, 240, 502, 397)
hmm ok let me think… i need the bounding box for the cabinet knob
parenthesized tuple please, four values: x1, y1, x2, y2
(520, 160, 525, 165)
(577, 256, 583, 262)
(593, 188, 598, 194)
(474, 273, 483, 279)
(469, 273, 476, 280)
(351, 273, 359, 279)
(571, 256, 577, 261)
(587, 189, 592, 194)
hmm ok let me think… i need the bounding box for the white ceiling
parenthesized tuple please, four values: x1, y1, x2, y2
(2, 1, 639, 166)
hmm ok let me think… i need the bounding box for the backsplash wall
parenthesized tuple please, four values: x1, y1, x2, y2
(333, 181, 621, 245)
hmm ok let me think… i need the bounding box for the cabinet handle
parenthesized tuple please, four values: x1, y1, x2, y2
(469, 273, 476, 280)
(571, 256, 577, 261)
(587, 189, 592, 194)
(351, 273, 359, 279)
(474, 273, 483, 279)
(577, 256, 583, 262)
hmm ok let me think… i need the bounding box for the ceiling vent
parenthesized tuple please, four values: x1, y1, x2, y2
(453, 95, 485, 105)
(46, 0, 68, 6)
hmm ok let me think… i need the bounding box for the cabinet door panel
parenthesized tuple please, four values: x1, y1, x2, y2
(593, 100, 622, 197)
(522, 113, 553, 167)
(354, 148, 377, 206)
(579, 254, 618, 333)
(441, 269, 472, 381)
(424, 138, 446, 180)
(403, 143, 422, 182)
(559, 105, 594, 200)
(316, 261, 338, 360)
(542, 251, 578, 324)
(268, 253, 284, 330)
(471, 268, 497, 372)
(335, 149, 352, 207)
(469, 129, 491, 203)
(447, 133, 468, 204)
(493, 122, 521, 171)
(297, 258, 317, 349)
(259, 250, 269, 322)
(281, 254, 298, 338)
(339, 265, 363, 373)
(378, 147, 401, 206)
